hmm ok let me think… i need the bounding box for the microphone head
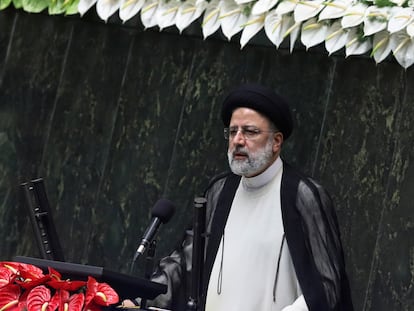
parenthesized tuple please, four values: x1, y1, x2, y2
(152, 198, 175, 223)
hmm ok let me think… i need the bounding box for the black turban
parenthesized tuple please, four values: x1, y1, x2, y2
(221, 84, 293, 140)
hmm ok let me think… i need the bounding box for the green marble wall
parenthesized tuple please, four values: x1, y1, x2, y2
(1, 8, 413, 311)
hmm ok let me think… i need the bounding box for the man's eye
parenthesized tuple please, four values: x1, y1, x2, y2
(244, 129, 259, 136)
(229, 130, 238, 136)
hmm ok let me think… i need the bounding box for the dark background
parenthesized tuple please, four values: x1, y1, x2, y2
(0, 7, 413, 310)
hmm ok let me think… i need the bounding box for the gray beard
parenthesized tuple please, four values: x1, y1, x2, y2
(227, 139, 274, 177)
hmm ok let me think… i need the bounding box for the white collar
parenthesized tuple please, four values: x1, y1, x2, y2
(241, 157, 283, 191)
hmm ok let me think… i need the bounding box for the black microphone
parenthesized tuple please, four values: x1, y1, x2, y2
(132, 199, 175, 262)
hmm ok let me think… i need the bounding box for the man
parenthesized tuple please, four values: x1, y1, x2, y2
(129, 83, 353, 311)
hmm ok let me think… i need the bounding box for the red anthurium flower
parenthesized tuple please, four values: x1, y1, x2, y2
(0, 268, 15, 289)
(84, 277, 119, 307)
(0, 284, 20, 311)
(16, 274, 52, 290)
(47, 280, 86, 292)
(82, 301, 102, 311)
(84, 277, 97, 307)
(17, 263, 45, 280)
(58, 290, 84, 311)
(0, 263, 20, 276)
(47, 268, 62, 281)
(93, 282, 119, 306)
(27, 285, 60, 311)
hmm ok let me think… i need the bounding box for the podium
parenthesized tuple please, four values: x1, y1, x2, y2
(13, 256, 167, 302)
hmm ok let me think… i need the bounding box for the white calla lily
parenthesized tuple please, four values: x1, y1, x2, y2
(119, 0, 145, 22)
(251, 0, 279, 16)
(390, 31, 414, 69)
(407, 21, 414, 37)
(176, 0, 206, 33)
(318, 0, 351, 21)
(390, 0, 406, 5)
(364, 6, 390, 36)
(219, 1, 248, 40)
(78, 0, 99, 16)
(285, 20, 301, 52)
(341, 2, 367, 29)
(371, 30, 392, 64)
(201, 0, 222, 39)
(275, 0, 298, 15)
(293, 0, 324, 22)
(325, 20, 349, 55)
(72, 0, 414, 68)
(96, 0, 121, 22)
(156, 0, 179, 30)
(387, 7, 414, 33)
(264, 9, 293, 47)
(345, 27, 372, 56)
(234, 0, 254, 5)
(240, 14, 265, 48)
(300, 18, 328, 49)
(141, 0, 159, 28)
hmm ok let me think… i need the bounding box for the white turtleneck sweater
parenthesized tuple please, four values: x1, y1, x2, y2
(205, 157, 308, 311)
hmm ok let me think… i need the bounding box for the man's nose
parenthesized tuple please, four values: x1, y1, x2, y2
(233, 130, 246, 144)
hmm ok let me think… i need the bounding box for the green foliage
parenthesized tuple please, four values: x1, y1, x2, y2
(48, 0, 79, 14)
(0, 0, 12, 10)
(12, 0, 22, 9)
(373, 0, 394, 6)
(21, 0, 48, 12)
(1, 0, 78, 14)
(64, 0, 79, 15)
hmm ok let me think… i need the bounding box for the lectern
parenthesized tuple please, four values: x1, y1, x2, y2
(13, 256, 167, 303)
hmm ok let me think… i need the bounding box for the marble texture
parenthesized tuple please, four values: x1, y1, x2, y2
(0, 8, 413, 310)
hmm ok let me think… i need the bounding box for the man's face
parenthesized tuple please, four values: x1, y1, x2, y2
(227, 107, 283, 177)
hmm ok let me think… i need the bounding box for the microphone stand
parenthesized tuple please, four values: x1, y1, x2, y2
(140, 240, 157, 310)
(186, 197, 207, 311)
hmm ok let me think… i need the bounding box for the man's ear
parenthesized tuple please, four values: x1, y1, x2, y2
(273, 132, 284, 153)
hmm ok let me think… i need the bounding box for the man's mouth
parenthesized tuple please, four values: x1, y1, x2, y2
(232, 152, 248, 160)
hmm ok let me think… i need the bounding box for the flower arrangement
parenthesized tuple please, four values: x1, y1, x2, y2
(0, 261, 119, 311)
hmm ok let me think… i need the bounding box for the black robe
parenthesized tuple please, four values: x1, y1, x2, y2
(148, 162, 354, 311)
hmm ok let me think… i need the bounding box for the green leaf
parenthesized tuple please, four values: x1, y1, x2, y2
(12, 0, 22, 9)
(21, 0, 49, 13)
(48, 0, 66, 14)
(0, 0, 12, 10)
(64, 0, 79, 15)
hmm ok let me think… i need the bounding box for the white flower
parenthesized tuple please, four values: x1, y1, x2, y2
(176, 0, 207, 33)
(275, 0, 298, 15)
(96, 0, 121, 22)
(293, 0, 324, 22)
(387, 7, 414, 34)
(156, 0, 180, 30)
(141, 0, 159, 29)
(325, 20, 349, 55)
(234, 0, 254, 5)
(407, 20, 414, 37)
(345, 27, 372, 56)
(318, 0, 352, 21)
(391, 31, 414, 68)
(201, 0, 222, 39)
(119, 0, 145, 22)
(78, 0, 99, 16)
(300, 18, 328, 49)
(219, 1, 248, 40)
(251, 0, 279, 16)
(371, 30, 392, 64)
(264, 10, 294, 48)
(363, 6, 390, 36)
(341, 2, 367, 29)
(240, 14, 265, 48)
